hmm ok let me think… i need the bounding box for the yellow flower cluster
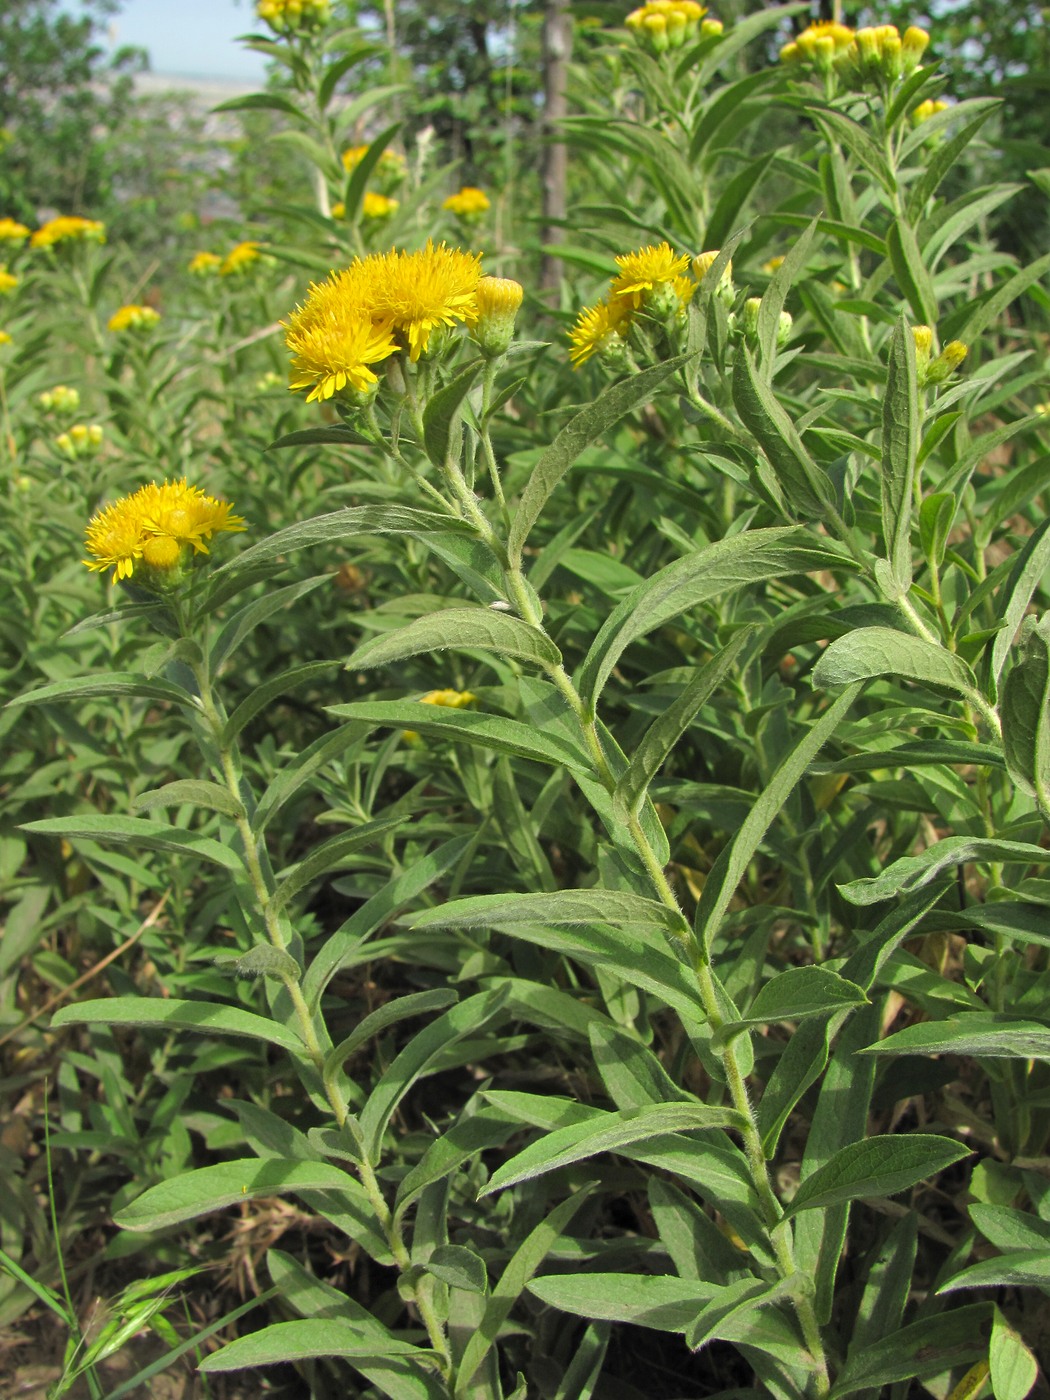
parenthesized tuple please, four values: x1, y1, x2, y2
(911, 324, 968, 385)
(443, 187, 491, 219)
(38, 385, 80, 414)
(0, 330, 11, 346)
(256, 0, 330, 34)
(188, 250, 222, 276)
(108, 304, 161, 333)
(30, 216, 106, 250)
(403, 687, 478, 744)
(56, 424, 104, 460)
(624, 1, 721, 52)
(0, 267, 17, 295)
(341, 145, 406, 184)
(912, 98, 949, 125)
(781, 21, 930, 87)
(0, 218, 30, 243)
(84, 479, 246, 583)
(221, 241, 263, 276)
(331, 192, 400, 221)
(284, 241, 483, 401)
(569, 242, 732, 366)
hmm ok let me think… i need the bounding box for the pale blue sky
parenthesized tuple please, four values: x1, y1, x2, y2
(87, 0, 269, 80)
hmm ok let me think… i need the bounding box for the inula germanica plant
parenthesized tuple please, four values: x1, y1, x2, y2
(5, 1, 1050, 1396)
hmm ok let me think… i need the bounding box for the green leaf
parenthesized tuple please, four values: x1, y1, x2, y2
(482, 1103, 746, 1196)
(210, 575, 327, 671)
(969, 1204, 1050, 1254)
(919, 492, 955, 570)
(422, 360, 483, 468)
(214, 946, 302, 983)
(346, 608, 561, 673)
(426, 1245, 487, 1295)
(989, 520, 1050, 687)
(860, 1013, 1050, 1061)
(358, 989, 509, 1161)
(990, 1307, 1040, 1400)
(757, 217, 818, 378)
(838, 838, 1050, 904)
(459, 1192, 596, 1388)
(528, 1273, 716, 1332)
(267, 425, 375, 449)
(213, 91, 304, 117)
(199, 1319, 436, 1371)
(222, 661, 341, 745)
(394, 1108, 516, 1212)
(407, 888, 687, 940)
(810, 106, 895, 195)
(939, 1252, 1050, 1292)
(952, 250, 1050, 347)
(8, 672, 192, 710)
(616, 628, 755, 815)
(906, 99, 999, 216)
(20, 815, 244, 871)
(693, 685, 860, 953)
(578, 528, 854, 707)
(828, 1304, 991, 1397)
(272, 815, 406, 911)
(133, 780, 244, 819)
(323, 989, 458, 1082)
(888, 218, 938, 325)
(1001, 612, 1050, 802)
(508, 356, 691, 565)
(881, 316, 919, 591)
(115, 1159, 360, 1231)
(51, 997, 304, 1051)
(589, 1021, 693, 1111)
(783, 1135, 971, 1220)
(812, 626, 978, 699)
(341, 120, 402, 222)
(684, 1278, 794, 1354)
(732, 348, 833, 518)
(733, 967, 867, 1029)
(211, 506, 466, 578)
(704, 152, 774, 249)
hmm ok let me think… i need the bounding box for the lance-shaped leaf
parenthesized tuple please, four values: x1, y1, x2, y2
(782, 1135, 970, 1220)
(528, 1274, 717, 1333)
(7, 672, 193, 710)
(888, 218, 937, 326)
(829, 1305, 991, 1398)
(20, 815, 245, 872)
(1000, 613, 1050, 803)
(199, 1320, 438, 1371)
(114, 1159, 364, 1231)
(757, 217, 818, 378)
(346, 607, 561, 673)
(812, 626, 978, 699)
(861, 1013, 1050, 1062)
(407, 889, 688, 940)
(578, 528, 853, 708)
(508, 356, 691, 565)
(989, 519, 1050, 688)
(51, 997, 304, 1053)
(422, 359, 483, 467)
(881, 316, 919, 592)
(839, 837, 1050, 905)
(617, 627, 755, 815)
(482, 1102, 746, 1196)
(732, 347, 834, 518)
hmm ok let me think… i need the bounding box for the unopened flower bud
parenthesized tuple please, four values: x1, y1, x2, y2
(700, 17, 723, 37)
(644, 13, 669, 51)
(780, 40, 800, 64)
(901, 25, 930, 72)
(777, 309, 793, 346)
(743, 296, 761, 340)
(880, 30, 903, 80)
(666, 10, 687, 46)
(911, 324, 933, 377)
(473, 276, 524, 357)
(926, 340, 968, 385)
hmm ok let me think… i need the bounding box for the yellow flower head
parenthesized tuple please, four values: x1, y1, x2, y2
(568, 297, 633, 367)
(188, 250, 221, 275)
(422, 688, 478, 708)
(362, 191, 399, 219)
(108, 304, 161, 333)
(0, 330, 13, 346)
(284, 268, 399, 402)
(443, 187, 491, 219)
(611, 242, 691, 309)
(794, 19, 854, 57)
(342, 145, 406, 182)
(38, 385, 80, 414)
(220, 241, 262, 276)
(361, 241, 484, 360)
(625, 1, 707, 51)
(256, 0, 331, 33)
(30, 216, 106, 250)
(0, 218, 30, 243)
(474, 276, 525, 356)
(0, 267, 17, 295)
(911, 98, 949, 125)
(84, 479, 246, 583)
(762, 255, 786, 275)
